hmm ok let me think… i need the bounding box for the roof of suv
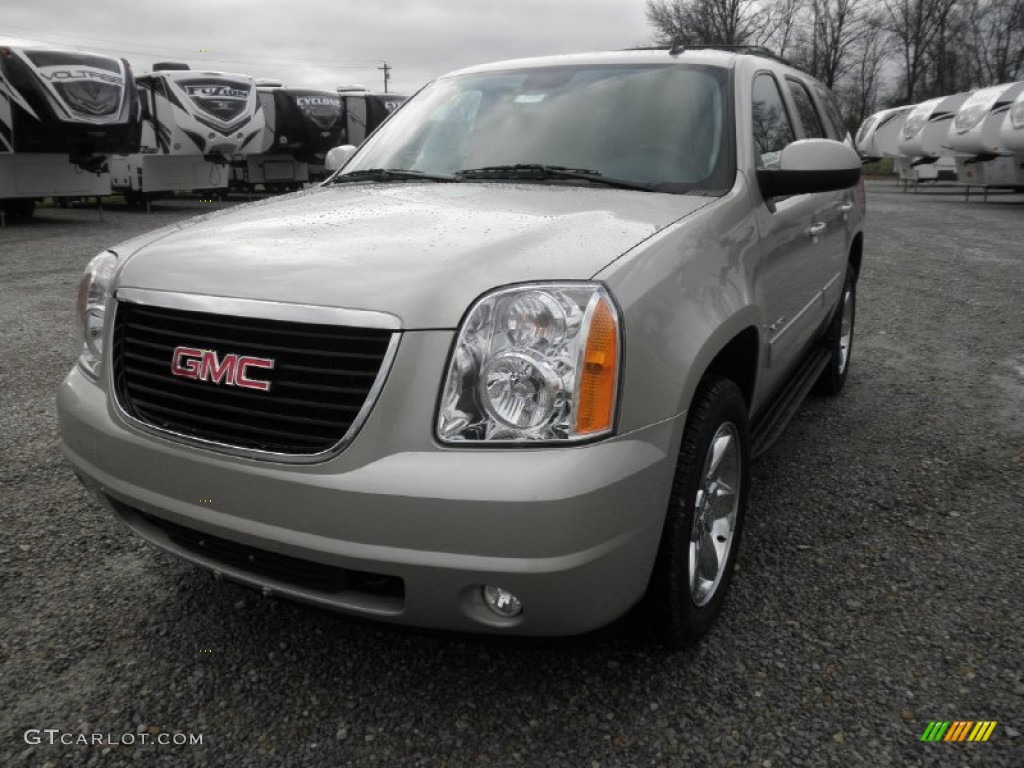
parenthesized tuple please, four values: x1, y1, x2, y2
(445, 48, 797, 79)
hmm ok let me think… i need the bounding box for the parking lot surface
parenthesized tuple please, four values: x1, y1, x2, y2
(2, 184, 1022, 766)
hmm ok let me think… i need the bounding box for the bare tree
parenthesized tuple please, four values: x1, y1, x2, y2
(645, 0, 776, 46)
(642, 0, 1024, 129)
(836, 11, 892, 126)
(808, 0, 870, 87)
(928, 0, 972, 94)
(763, 0, 808, 58)
(882, 0, 960, 101)
(963, 0, 1024, 84)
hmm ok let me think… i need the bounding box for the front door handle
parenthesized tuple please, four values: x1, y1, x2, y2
(806, 222, 827, 241)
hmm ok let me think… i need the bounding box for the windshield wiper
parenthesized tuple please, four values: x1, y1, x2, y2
(332, 168, 460, 184)
(454, 164, 656, 192)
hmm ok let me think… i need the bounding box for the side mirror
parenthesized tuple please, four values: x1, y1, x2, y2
(757, 139, 861, 198)
(324, 145, 357, 173)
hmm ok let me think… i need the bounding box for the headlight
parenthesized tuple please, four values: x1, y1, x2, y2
(955, 88, 1000, 134)
(75, 250, 117, 379)
(1011, 94, 1024, 129)
(438, 283, 621, 443)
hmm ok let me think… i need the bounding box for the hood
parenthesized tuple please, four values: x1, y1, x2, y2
(116, 183, 712, 329)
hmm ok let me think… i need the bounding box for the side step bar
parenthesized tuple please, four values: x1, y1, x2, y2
(751, 346, 831, 460)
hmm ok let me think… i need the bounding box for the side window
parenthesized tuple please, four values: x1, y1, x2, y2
(787, 78, 826, 138)
(811, 82, 849, 140)
(751, 73, 795, 169)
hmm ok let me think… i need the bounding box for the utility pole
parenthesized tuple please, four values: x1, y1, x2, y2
(378, 61, 391, 93)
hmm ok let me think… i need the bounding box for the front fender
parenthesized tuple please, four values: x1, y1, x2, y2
(597, 176, 762, 432)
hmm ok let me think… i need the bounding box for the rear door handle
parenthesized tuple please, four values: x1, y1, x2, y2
(837, 202, 853, 220)
(807, 222, 827, 240)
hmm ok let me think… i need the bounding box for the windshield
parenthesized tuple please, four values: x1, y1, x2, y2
(342, 63, 732, 193)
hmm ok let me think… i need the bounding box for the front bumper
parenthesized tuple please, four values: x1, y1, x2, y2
(58, 345, 684, 636)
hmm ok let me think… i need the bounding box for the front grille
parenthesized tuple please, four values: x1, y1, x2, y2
(139, 511, 404, 600)
(112, 301, 393, 456)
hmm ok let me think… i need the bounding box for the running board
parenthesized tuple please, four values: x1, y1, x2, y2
(751, 347, 831, 461)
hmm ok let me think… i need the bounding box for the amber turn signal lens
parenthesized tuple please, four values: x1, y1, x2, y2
(575, 296, 619, 435)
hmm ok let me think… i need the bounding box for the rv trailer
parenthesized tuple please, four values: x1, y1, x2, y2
(109, 63, 264, 205)
(337, 86, 406, 147)
(855, 105, 916, 179)
(233, 87, 406, 192)
(999, 88, 1024, 154)
(0, 43, 139, 218)
(231, 86, 346, 192)
(856, 106, 913, 160)
(897, 93, 969, 184)
(948, 82, 1024, 191)
(854, 105, 945, 187)
(854, 112, 882, 158)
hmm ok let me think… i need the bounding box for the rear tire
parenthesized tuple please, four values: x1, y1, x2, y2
(644, 375, 750, 647)
(815, 264, 857, 395)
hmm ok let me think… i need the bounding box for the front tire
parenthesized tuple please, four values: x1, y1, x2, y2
(644, 376, 750, 647)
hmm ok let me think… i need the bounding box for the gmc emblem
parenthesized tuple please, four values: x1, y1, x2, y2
(171, 347, 275, 392)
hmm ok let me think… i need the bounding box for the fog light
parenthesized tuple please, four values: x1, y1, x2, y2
(482, 586, 523, 617)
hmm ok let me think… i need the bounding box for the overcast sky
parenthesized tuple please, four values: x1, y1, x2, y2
(2, 1, 654, 94)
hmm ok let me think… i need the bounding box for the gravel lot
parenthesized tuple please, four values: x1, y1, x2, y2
(2, 183, 1022, 767)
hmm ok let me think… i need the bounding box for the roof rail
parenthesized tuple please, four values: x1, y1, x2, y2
(622, 44, 794, 67)
(623, 45, 687, 56)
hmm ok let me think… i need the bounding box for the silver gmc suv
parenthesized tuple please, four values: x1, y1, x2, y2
(58, 47, 864, 644)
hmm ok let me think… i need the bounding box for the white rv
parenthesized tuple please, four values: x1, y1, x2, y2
(856, 106, 907, 159)
(0, 42, 139, 218)
(999, 88, 1024, 154)
(897, 94, 968, 184)
(855, 106, 912, 161)
(109, 63, 264, 204)
(948, 82, 1024, 190)
(231, 84, 346, 192)
(854, 105, 949, 185)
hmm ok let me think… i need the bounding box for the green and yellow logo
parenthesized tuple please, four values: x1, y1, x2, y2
(920, 721, 998, 742)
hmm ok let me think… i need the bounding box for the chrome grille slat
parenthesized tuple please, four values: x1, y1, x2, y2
(123, 321, 387, 360)
(128, 305, 392, 342)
